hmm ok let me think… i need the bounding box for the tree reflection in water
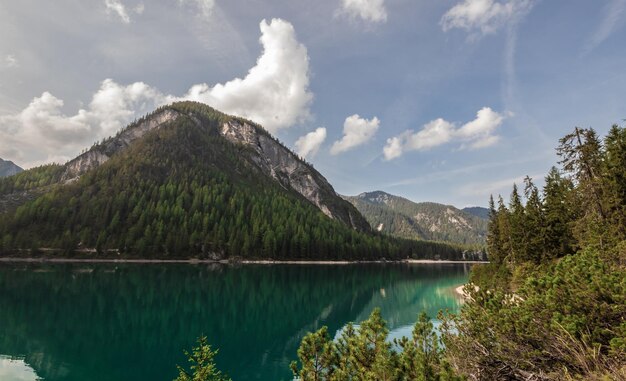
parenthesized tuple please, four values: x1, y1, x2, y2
(0, 262, 470, 381)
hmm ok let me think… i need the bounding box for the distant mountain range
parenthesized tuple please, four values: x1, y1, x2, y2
(345, 191, 488, 245)
(0, 102, 465, 260)
(461, 206, 490, 220)
(0, 158, 23, 178)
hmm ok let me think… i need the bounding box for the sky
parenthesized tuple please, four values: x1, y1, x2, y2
(0, 0, 625, 207)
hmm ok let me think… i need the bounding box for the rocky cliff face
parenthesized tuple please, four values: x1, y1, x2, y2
(221, 120, 333, 212)
(220, 119, 370, 231)
(62, 109, 180, 181)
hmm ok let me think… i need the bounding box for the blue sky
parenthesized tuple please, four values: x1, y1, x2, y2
(0, 0, 625, 207)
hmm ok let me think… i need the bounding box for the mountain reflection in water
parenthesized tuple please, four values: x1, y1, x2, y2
(0, 262, 471, 381)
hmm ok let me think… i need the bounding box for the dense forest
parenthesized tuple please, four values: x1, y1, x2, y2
(440, 125, 626, 380)
(0, 102, 467, 261)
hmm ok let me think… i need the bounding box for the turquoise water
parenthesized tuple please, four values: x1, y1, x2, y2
(0, 262, 470, 381)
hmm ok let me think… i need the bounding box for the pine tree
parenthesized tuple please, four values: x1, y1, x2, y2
(496, 196, 512, 263)
(486, 195, 503, 264)
(508, 184, 525, 262)
(522, 176, 544, 263)
(542, 167, 576, 260)
(557, 127, 606, 247)
(602, 125, 626, 243)
(174, 336, 231, 381)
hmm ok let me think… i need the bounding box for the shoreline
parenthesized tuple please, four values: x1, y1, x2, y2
(455, 285, 467, 298)
(454, 284, 480, 300)
(0, 257, 488, 265)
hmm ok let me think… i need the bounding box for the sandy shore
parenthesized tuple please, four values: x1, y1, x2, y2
(455, 285, 467, 298)
(0, 257, 487, 265)
(454, 284, 481, 300)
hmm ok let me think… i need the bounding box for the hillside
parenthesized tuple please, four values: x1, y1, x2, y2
(345, 191, 488, 245)
(0, 158, 23, 178)
(0, 102, 464, 260)
(461, 206, 489, 219)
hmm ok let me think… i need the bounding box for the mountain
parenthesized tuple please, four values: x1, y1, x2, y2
(0, 158, 23, 178)
(0, 102, 464, 260)
(462, 206, 489, 220)
(345, 191, 488, 246)
(59, 105, 369, 232)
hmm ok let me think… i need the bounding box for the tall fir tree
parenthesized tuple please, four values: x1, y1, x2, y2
(508, 184, 525, 263)
(542, 167, 576, 260)
(522, 176, 544, 263)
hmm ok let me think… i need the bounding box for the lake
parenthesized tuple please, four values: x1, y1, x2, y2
(0, 262, 471, 381)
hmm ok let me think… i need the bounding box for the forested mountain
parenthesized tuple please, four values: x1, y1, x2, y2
(441, 126, 626, 380)
(345, 191, 488, 245)
(0, 102, 465, 260)
(461, 206, 489, 219)
(0, 158, 23, 178)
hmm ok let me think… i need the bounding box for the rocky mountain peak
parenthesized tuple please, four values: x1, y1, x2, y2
(0, 158, 23, 178)
(357, 191, 393, 205)
(54, 102, 369, 232)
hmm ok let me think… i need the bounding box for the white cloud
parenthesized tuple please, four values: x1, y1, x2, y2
(0, 80, 169, 167)
(331, 114, 380, 155)
(458, 173, 542, 198)
(4, 55, 18, 69)
(404, 118, 456, 150)
(183, 18, 312, 133)
(295, 127, 327, 159)
(134, 3, 145, 15)
(179, 0, 215, 18)
(383, 119, 455, 160)
(383, 107, 506, 160)
(105, 0, 131, 23)
(337, 0, 388, 23)
(456, 106, 505, 147)
(441, 0, 534, 36)
(0, 18, 312, 167)
(383, 136, 404, 161)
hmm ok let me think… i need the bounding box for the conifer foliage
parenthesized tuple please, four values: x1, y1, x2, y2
(443, 125, 626, 380)
(290, 309, 462, 381)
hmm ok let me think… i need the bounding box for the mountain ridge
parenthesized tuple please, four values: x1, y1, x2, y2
(462, 206, 489, 220)
(0, 158, 23, 178)
(344, 190, 488, 246)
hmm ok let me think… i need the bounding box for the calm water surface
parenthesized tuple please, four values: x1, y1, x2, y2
(0, 262, 471, 381)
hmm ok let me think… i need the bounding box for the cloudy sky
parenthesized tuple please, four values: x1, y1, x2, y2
(1, 0, 625, 207)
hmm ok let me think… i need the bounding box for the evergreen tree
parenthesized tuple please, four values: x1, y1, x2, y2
(496, 196, 512, 263)
(602, 125, 626, 243)
(443, 125, 626, 380)
(174, 336, 231, 381)
(542, 167, 576, 260)
(291, 310, 462, 381)
(486, 195, 503, 264)
(522, 176, 544, 263)
(508, 184, 525, 263)
(557, 127, 606, 247)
